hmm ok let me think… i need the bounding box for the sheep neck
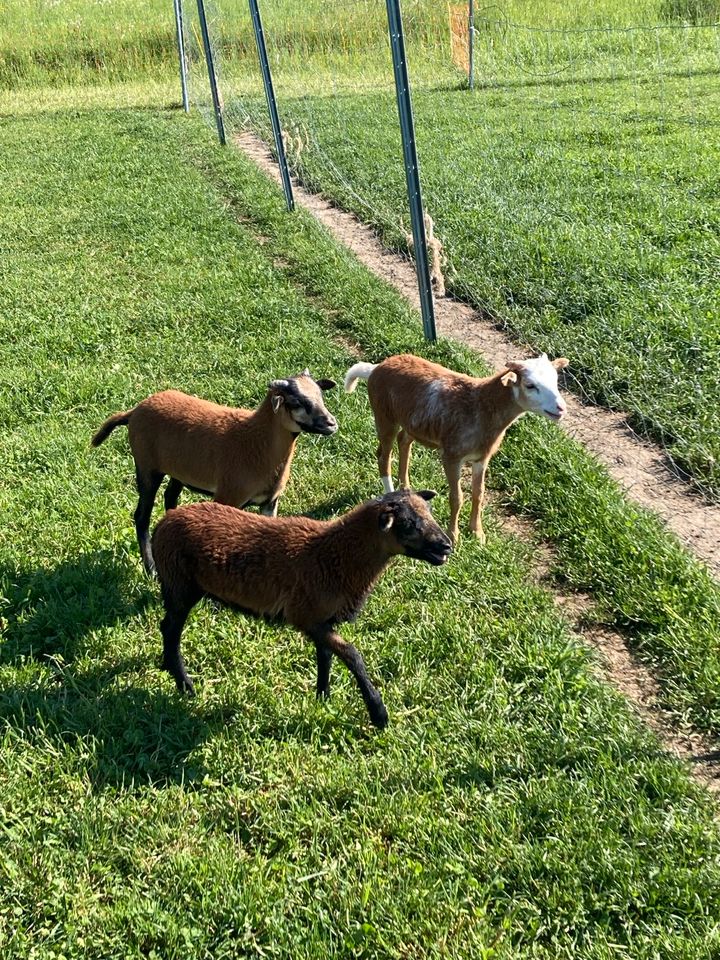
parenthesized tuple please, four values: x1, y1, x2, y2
(247, 395, 300, 460)
(316, 505, 396, 619)
(474, 373, 525, 431)
(444, 372, 525, 460)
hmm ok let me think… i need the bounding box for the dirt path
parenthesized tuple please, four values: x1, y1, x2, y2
(234, 131, 720, 792)
(495, 504, 720, 794)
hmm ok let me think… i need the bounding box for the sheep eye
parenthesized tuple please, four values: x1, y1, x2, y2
(526, 383, 538, 391)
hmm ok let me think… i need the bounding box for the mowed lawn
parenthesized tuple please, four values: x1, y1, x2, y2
(2, 90, 720, 958)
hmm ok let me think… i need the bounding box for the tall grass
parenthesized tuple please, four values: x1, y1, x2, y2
(6, 0, 713, 88)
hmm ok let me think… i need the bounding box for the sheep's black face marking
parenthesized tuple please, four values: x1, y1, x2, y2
(273, 373, 338, 436)
(379, 490, 452, 566)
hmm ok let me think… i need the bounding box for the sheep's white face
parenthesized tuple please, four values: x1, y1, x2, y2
(506, 354, 568, 422)
(269, 370, 338, 435)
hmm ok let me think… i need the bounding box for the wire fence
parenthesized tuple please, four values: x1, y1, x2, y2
(179, 0, 720, 498)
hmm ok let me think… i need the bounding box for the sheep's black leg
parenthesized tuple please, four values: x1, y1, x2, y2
(164, 477, 184, 512)
(314, 641, 333, 698)
(134, 467, 164, 576)
(260, 497, 279, 518)
(160, 599, 196, 695)
(319, 630, 388, 729)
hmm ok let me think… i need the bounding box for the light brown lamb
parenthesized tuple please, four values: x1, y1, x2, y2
(92, 371, 337, 575)
(345, 353, 568, 544)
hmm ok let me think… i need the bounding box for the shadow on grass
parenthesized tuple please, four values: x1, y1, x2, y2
(0, 549, 153, 665)
(0, 659, 227, 789)
(0, 656, 373, 790)
(0, 550, 214, 788)
(0, 549, 380, 789)
(301, 484, 372, 519)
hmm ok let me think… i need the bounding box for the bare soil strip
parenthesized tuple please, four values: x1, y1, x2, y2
(234, 131, 720, 789)
(496, 504, 720, 794)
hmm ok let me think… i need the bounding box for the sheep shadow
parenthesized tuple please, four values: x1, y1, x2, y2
(0, 550, 216, 788)
(0, 546, 383, 790)
(301, 484, 378, 520)
(0, 549, 153, 666)
(0, 661, 221, 789)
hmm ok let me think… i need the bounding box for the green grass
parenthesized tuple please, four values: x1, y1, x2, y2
(0, 0, 179, 88)
(2, 84, 720, 957)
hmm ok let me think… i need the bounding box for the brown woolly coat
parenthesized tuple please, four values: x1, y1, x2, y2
(94, 390, 298, 506)
(152, 499, 403, 632)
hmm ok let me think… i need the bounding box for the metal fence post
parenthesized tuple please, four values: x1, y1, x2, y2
(173, 0, 190, 112)
(468, 0, 475, 90)
(196, 0, 226, 145)
(248, 0, 295, 212)
(385, 0, 436, 341)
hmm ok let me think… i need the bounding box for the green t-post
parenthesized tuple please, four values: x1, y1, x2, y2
(386, 0, 437, 340)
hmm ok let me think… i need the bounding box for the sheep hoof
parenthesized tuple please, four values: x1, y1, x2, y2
(472, 528, 486, 545)
(371, 705, 389, 730)
(173, 676, 195, 696)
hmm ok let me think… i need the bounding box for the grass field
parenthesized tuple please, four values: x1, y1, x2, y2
(7, 0, 720, 501)
(3, 84, 720, 959)
(3, 1, 720, 955)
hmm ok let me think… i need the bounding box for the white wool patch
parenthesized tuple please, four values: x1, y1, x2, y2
(424, 380, 445, 418)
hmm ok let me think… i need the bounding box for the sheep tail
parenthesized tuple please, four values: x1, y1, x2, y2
(91, 409, 133, 447)
(344, 362, 377, 393)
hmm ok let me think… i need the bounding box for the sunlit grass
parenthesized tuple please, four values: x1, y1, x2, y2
(3, 89, 720, 959)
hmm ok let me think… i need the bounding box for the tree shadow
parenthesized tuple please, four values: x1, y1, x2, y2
(0, 549, 153, 665)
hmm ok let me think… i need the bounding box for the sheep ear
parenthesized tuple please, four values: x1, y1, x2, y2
(553, 357, 569, 370)
(416, 489, 437, 501)
(505, 360, 526, 374)
(315, 378, 337, 391)
(301, 367, 311, 377)
(500, 370, 518, 387)
(271, 394, 284, 413)
(378, 510, 394, 532)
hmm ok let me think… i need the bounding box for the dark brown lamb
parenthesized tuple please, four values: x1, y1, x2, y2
(151, 490, 452, 729)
